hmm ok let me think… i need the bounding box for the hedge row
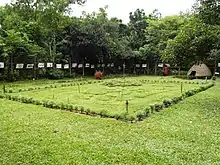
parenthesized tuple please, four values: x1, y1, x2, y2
(139, 79, 208, 85)
(0, 94, 136, 122)
(135, 83, 215, 121)
(4, 80, 102, 93)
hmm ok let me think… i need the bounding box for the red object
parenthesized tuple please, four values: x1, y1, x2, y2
(163, 66, 169, 76)
(95, 71, 103, 80)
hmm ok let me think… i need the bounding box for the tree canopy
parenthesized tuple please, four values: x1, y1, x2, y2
(0, 0, 219, 80)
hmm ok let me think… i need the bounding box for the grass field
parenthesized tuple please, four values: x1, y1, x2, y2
(4, 76, 202, 116)
(0, 77, 219, 164)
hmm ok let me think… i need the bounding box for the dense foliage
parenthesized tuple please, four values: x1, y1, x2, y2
(0, 0, 219, 80)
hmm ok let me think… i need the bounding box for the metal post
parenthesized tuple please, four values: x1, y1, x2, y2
(181, 82, 183, 94)
(126, 100, 129, 113)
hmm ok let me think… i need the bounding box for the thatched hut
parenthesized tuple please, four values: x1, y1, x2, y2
(187, 63, 212, 78)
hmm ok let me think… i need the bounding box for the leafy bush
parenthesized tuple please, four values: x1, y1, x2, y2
(125, 115, 136, 123)
(47, 69, 64, 80)
(154, 104, 163, 112)
(80, 106, 85, 113)
(99, 110, 108, 118)
(8, 89, 13, 93)
(144, 107, 151, 117)
(136, 111, 145, 121)
(85, 108, 91, 115)
(163, 99, 172, 108)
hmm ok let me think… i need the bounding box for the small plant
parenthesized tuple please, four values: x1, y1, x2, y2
(136, 111, 145, 121)
(114, 114, 121, 120)
(80, 107, 85, 113)
(144, 107, 151, 117)
(95, 71, 103, 80)
(28, 87, 34, 91)
(85, 108, 91, 115)
(99, 110, 108, 118)
(74, 106, 79, 111)
(163, 99, 172, 108)
(8, 89, 13, 93)
(125, 115, 136, 123)
(154, 104, 163, 112)
(150, 105, 156, 113)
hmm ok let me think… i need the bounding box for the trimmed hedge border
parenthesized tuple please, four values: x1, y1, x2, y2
(3, 78, 207, 94)
(0, 82, 215, 123)
(135, 83, 215, 121)
(4, 80, 102, 94)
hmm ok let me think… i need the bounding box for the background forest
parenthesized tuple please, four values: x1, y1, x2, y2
(0, 0, 219, 81)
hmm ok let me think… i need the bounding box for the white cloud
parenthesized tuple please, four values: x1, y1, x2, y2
(0, 0, 196, 23)
(71, 0, 196, 23)
(0, 0, 10, 6)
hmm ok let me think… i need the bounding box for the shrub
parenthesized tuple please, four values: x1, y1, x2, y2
(95, 71, 103, 80)
(34, 100, 42, 105)
(28, 87, 34, 91)
(0, 94, 5, 99)
(74, 106, 79, 111)
(155, 104, 163, 112)
(136, 111, 145, 121)
(85, 108, 91, 115)
(150, 105, 156, 113)
(99, 110, 108, 118)
(47, 69, 64, 80)
(144, 107, 151, 117)
(60, 103, 66, 110)
(185, 90, 195, 97)
(163, 99, 172, 108)
(114, 114, 121, 120)
(125, 115, 136, 123)
(80, 107, 85, 113)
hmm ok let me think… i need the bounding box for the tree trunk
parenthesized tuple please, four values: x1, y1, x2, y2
(154, 62, 157, 75)
(178, 67, 181, 75)
(147, 63, 150, 75)
(34, 55, 37, 79)
(82, 58, 85, 77)
(69, 56, 72, 76)
(52, 34, 56, 64)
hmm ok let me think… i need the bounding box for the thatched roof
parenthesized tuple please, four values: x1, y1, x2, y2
(187, 63, 212, 77)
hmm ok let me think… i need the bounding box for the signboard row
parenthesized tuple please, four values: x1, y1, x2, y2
(0, 62, 160, 69)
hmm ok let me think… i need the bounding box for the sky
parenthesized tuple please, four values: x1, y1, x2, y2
(0, 0, 196, 23)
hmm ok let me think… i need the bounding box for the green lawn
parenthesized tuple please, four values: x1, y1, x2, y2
(0, 77, 219, 164)
(7, 76, 201, 115)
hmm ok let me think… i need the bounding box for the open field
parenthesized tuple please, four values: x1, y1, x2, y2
(0, 77, 219, 164)
(4, 76, 202, 116)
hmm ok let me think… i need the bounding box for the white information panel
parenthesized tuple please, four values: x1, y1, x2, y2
(218, 63, 220, 67)
(64, 64, 69, 69)
(158, 63, 163, 68)
(0, 62, 4, 68)
(142, 64, 147, 68)
(111, 63, 114, 67)
(47, 63, 53, 68)
(91, 65, 95, 69)
(27, 64, 34, 69)
(38, 63, 45, 68)
(78, 64, 83, 68)
(136, 64, 140, 68)
(56, 64, 62, 69)
(72, 63, 77, 68)
(16, 64, 24, 69)
(85, 63, 90, 68)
